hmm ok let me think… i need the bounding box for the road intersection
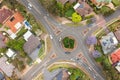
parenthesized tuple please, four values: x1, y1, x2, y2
(18, 0, 120, 80)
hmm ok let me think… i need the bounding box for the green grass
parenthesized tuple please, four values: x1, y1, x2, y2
(16, 27, 27, 38)
(112, 0, 120, 7)
(100, 6, 114, 16)
(62, 37, 75, 49)
(38, 44, 45, 58)
(108, 20, 120, 32)
(65, 8, 75, 17)
(0, 23, 2, 28)
(68, 68, 90, 80)
(48, 64, 70, 72)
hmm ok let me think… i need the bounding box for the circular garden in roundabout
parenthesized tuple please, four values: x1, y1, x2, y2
(62, 36, 77, 52)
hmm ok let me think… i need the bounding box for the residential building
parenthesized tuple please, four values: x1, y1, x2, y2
(73, 0, 93, 16)
(5, 12, 24, 33)
(0, 56, 15, 77)
(100, 32, 118, 54)
(53, 69, 70, 80)
(0, 33, 6, 48)
(6, 49, 16, 59)
(90, 0, 112, 8)
(0, 71, 5, 80)
(114, 29, 120, 42)
(110, 48, 120, 64)
(56, 0, 76, 5)
(0, 7, 13, 24)
(115, 62, 120, 73)
(23, 31, 41, 61)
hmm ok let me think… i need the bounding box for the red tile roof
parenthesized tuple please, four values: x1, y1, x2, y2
(5, 12, 24, 33)
(0, 8, 13, 24)
(111, 49, 120, 64)
(91, 0, 97, 4)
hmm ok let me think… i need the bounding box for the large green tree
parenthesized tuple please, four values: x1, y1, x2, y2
(7, 38, 25, 51)
(72, 12, 82, 23)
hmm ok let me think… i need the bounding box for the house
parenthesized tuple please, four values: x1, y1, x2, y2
(73, 0, 93, 16)
(53, 69, 70, 80)
(5, 12, 24, 33)
(0, 71, 5, 80)
(0, 7, 13, 24)
(6, 48, 16, 59)
(114, 29, 120, 42)
(23, 31, 41, 61)
(0, 56, 15, 77)
(56, 0, 76, 5)
(90, 0, 112, 8)
(115, 62, 120, 73)
(0, 33, 6, 48)
(100, 32, 118, 54)
(110, 48, 120, 64)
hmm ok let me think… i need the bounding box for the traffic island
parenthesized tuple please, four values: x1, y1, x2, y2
(47, 62, 91, 80)
(62, 36, 77, 52)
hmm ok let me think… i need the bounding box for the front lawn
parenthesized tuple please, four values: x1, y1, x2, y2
(62, 37, 75, 49)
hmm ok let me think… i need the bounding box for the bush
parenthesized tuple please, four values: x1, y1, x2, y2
(63, 37, 75, 49)
(100, 6, 114, 16)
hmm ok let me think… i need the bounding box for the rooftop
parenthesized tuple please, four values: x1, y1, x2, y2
(5, 12, 24, 33)
(73, 1, 93, 16)
(56, 0, 76, 4)
(91, 0, 112, 4)
(56, 0, 68, 4)
(0, 7, 13, 24)
(23, 30, 32, 41)
(6, 48, 16, 58)
(0, 33, 6, 48)
(111, 49, 120, 64)
(23, 31, 40, 55)
(0, 56, 15, 77)
(114, 29, 120, 42)
(100, 32, 118, 54)
(0, 72, 4, 80)
(115, 62, 120, 72)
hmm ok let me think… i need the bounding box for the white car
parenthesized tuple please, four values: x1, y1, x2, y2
(50, 35, 53, 39)
(28, 3, 32, 10)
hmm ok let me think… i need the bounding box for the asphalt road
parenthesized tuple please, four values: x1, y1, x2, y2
(18, 0, 120, 80)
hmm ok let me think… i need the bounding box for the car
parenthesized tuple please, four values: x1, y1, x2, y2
(88, 67, 92, 71)
(50, 35, 53, 39)
(59, 37, 62, 41)
(28, 3, 32, 10)
(65, 52, 70, 54)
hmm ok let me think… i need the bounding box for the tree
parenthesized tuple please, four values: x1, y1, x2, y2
(7, 38, 25, 51)
(72, 12, 82, 23)
(86, 36, 97, 45)
(92, 50, 101, 58)
(100, 6, 114, 16)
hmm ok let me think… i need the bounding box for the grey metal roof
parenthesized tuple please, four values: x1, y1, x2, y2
(23, 35, 40, 55)
(0, 72, 4, 80)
